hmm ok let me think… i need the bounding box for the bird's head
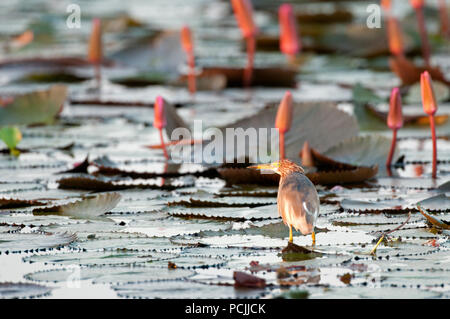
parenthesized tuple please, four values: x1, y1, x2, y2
(248, 159, 305, 177)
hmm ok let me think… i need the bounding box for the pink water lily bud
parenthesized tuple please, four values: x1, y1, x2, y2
(387, 87, 403, 129)
(180, 25, 193, 53)
(420, 71, 438, 116)
(231, 0, 258, 38)
(410, 0, 425, 9)
(153, 96, 166, 130)
(275, 91, 293, 134)
(381, 0, 392, 11)
(279, 4, 300, 56)
(88, 18, 102, 64)
(387, 17, 404, 56)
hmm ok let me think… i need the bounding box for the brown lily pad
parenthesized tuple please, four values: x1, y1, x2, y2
(389, 55, 450, 86)
(217, 164, 377, 187)
(0, 198, 46, 209)
(296, 10, 353, 24)
(176, 73, 227, 91)
(91, 156, 220, 179)
(233, 271, 266, 289)
(280, 242, 321, 262)
(200, 67, 297, 88)
(167, 198, 273, 209)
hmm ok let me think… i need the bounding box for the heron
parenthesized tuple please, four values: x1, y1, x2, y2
(248, 159, 320, 245)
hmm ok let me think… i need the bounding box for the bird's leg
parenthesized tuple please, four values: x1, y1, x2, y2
(312, 231, 316, 246)
(288, 225, 293, 243)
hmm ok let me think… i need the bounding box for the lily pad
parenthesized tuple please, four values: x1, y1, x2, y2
(0, 85, 67, 126)
(0, 231, 76, 253)
(33, 192, 122, 219)
(112, 280, 267, 299)
(23, 250, 175, 267)
(25, 266, 194, 284)
(0, 282, 52, 299)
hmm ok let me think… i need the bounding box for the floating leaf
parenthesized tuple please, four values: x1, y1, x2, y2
(323, 135, 393, 175)
(416, 194, 450, 211)
(200, 67, 297, 88)
(405, 81, 450, 105)
(24, 250, 175, 267)
(0, 126, 22, 153)
(167, 198, 275, 209)
(57, 175, 193, 191)
(109, 31, 184, 80)
(221, 101, 358, 161)
(0, 197, 46, 209)
(0, 232, 76, 253)
(25, 266, 194, 284)
(305, 287, 441, 299)
(0, 282, 51, 299)
(389, 55, 450, 86)
(168, 204, 278, 221)
(33, 192, 122, 219)
(233, 271, 266, 288)
(72, 236, 175, 252)
(0, 85, 67, 126)
(113, 280, 267, 299)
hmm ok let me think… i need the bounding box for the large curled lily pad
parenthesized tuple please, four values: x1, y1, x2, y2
(219, 101, 358, 161)
(323, 135, 393, 174)
(0, 85, 67, 125)
(416, 194, 450, 212)
(33, 192, 122, 219)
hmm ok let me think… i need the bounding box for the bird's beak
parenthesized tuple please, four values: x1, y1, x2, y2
(247, 164, 273, 170)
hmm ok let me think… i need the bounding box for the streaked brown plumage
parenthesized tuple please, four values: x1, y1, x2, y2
(248, 159, 319, 244)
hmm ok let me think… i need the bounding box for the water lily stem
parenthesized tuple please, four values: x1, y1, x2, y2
(188, 52, 196, 96)
(415, 7, 431, 66)
(244, 36, 255, 87)
(370, 212, 411, 255)
(386, 128, 397, 171)
(287, 53, 296, 65)
(439, 0, 449, 38)
(370, 235, 384, 256)
(430, 115, 437, 178)
(95, 62, 101, 90)
(159, 128, 169, 160)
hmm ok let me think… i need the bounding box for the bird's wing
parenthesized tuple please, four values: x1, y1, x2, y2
(277, 173, 319, 235)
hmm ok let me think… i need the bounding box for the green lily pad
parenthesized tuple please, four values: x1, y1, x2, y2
(0, 85, 67, 126)
(0, 126, 22, 151)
